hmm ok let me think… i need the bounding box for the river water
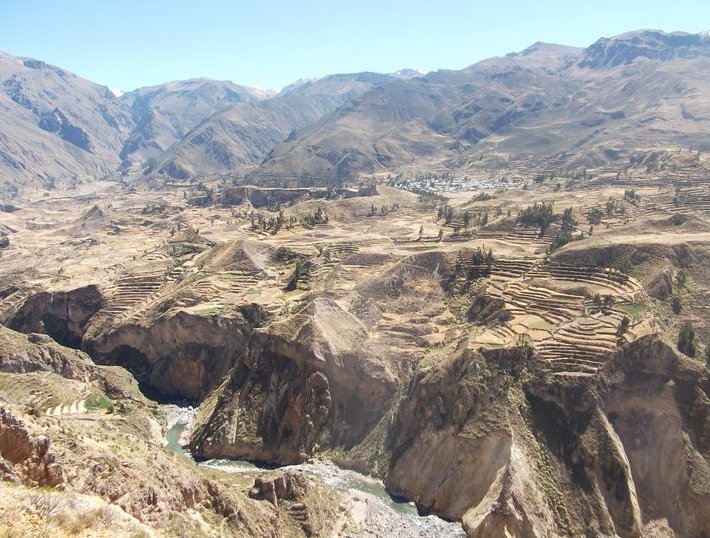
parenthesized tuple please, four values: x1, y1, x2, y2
(164, 414, 466, 537)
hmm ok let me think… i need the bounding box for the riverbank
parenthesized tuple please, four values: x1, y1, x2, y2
(165, 408, 466, 537)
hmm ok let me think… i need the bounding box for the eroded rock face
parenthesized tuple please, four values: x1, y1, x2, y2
(0, 325, 96, 381)
(248, 472, 307, 506)
(384, 336, 710, 537)
(85, 310, 257, 400)
(190, 298, 396, 463)
(0, 407, 63, 487)
(603, 336, 710, 537)
(7, 285, 104, 348)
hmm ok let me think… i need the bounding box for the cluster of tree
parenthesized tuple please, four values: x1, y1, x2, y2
(517, 201, 556, 234)
(301, 206, 329, 228)
(623, 189, 641, 204)
(470, 246, 495, 265)
(188, 182, 216, 206)
(605, 197, 627, 218)
(415, 190, 448, 208)
(585, 197, 627, 224)
(470, 192, 496, 203)
(436, 204, 490, 228)
(590, 294, 615, 314)
(549, 207, 579, 253)
(678, 320, 696, 357)
(368, 202, 400, 217)
(449, 247, 496, 286)
(671, 269, 688, 314)
(437, 204, 455, 222)
(676, 321, 710, 367)
(617, 315, 631, 337)
(463, 210, 489, 227)
(284, 258, 315, 291)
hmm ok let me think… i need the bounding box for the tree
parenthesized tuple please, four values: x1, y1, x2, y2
(671, 295, 683, 315)
(675, 269, 687, 291)
(284, 260, 303, 292)
(602, 295, 615, 313)
(592, 294, 602, 312)
(678, 321, 697, 357)
(617, 315, 630, 337)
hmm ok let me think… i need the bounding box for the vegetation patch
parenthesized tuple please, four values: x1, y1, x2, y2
(617, 303, 647, 319)
(85, 394, 113, 412)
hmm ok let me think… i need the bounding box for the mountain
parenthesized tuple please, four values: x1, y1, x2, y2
(149, 72, 401, 179)
(0, 50, 131, 195)
(253, 30, 710, 181)
(0, 48, 395, 194)
(118, 78, 275, 173)
(2, 30, 710, 193)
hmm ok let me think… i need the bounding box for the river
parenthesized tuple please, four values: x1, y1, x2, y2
(164, 413, 466, 537)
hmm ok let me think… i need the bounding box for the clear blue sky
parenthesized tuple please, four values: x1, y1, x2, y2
(1, 0, 708, 91)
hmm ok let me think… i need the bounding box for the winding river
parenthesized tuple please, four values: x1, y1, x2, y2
(165, 413, 465, 537)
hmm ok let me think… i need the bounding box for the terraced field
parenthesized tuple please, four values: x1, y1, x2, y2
(454, 249, 646, 376)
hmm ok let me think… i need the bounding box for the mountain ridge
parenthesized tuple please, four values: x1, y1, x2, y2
(2, 29, 710, 196)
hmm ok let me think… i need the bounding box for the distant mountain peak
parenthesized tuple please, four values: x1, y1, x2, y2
(580, 29, 710, 68)
(393, 68, 423, 79)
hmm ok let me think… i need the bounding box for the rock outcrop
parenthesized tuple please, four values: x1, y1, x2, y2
(7, 285, 104, 349)
(0, 326, 95, 381)
(85, 309, 258, 399)
(383, 336, 710, 537)
(0, 407, 63, 487)
(190, 298, 397, 463)
(248, 472, 307, 507)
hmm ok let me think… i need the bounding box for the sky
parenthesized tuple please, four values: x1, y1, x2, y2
(1, 0, 709, 92)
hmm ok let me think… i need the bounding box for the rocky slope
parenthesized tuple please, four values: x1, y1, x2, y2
(0, 51, 131, 195)
(189, 298, 399, 463)
(3, 30, 710, 193)
(185, 296, 710, 536)
(0, 49, 402, 195)
(383, 336, 710, 537)
(151, 72, 401, 181)
(0, 325, 355, 537)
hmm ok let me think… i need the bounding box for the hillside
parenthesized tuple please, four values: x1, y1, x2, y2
(150, 72, 402, 180)
(118, 78, 275, 173)
(253, 30, 710, 181)
(3, 30, 710, 191)
(0, 50, 130, 195)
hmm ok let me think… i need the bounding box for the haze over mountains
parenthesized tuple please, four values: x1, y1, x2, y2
(1, 29, 710, 196)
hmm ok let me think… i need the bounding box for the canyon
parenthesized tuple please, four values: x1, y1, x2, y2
(1, 28, 710, 538)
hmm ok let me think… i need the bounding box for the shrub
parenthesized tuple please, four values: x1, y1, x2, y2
(678, 321, 697, 357)
(671, 295, 682, 315)
(617, 315, 630, 337)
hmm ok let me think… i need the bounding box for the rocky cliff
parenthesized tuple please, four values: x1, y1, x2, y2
(190, 298, 398, 463)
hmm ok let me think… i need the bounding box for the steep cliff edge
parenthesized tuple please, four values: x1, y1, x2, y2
(6, 285, 104, 349)
(384, 336, 710, 537)
(190, 298, 398, 464)
(84, 309, 260, 400)
(0, 325, 351, 537)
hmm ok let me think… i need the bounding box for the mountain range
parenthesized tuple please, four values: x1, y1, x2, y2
(1, 30, 710, 196)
